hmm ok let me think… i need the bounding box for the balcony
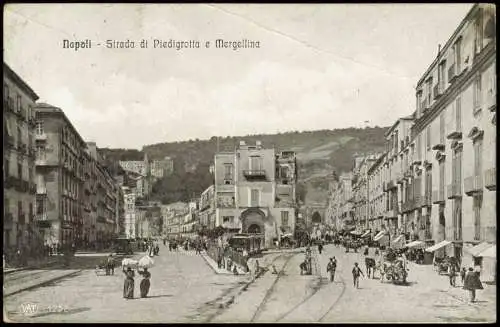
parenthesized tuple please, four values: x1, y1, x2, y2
(414, 195, 423, 208)
(433, 84, 443, 100)
(432, 141, 445, 151)
(484, 168, 496, 191)
(447, 183, 462, 199)
(432, 189, 445, 204)
(446, 127, 463, 140)
(35, 213, 48, 221)
(464, 175, 483, 196)
(35, 132, 47, 141)
(448, 64, 457, 84)
(35, 156, 48, 166)
(243, 170, 266, 179)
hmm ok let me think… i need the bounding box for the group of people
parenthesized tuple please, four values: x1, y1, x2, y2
(123, 266, 152, 299)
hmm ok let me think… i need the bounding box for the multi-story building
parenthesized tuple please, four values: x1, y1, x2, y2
(86, 142, 118, 244)
(198, 185, 216, 232)
(367, 153, 387, 233)
(351, 154, 380, 231)
(4, 63, 39, 251)
(119, 153, 151, 198)
(326, 172, 354, 232)
(410, 3, 496, 281)
(34, 103, 88, 248)
(213, 141, 298, 248)
(180, 201, 199, 239)
(150, 156, 174, 179)
(381, 117, 415, 243)
(123, 186, 137, 239)
(162, 202, 190, 239)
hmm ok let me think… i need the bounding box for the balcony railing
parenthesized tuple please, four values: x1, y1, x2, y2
(432, 189, 445, 204)
(243, 170, 266, 179)
(484, 168, 496, 191)
(35, 132, 47, 141)
(432, 141, 445, 151)
(447, 182, 462, 199)
(464, 175, 483, 196)
(36, 213, 48, 221)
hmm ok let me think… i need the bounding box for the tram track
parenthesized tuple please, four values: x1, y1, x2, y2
(204, 252, 295, 323)
(249, 253, 297, 322)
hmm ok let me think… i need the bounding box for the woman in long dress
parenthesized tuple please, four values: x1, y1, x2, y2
(138, 268, 151, 298)
(463, 267, 484, 302)
(123, 267, 135, 299)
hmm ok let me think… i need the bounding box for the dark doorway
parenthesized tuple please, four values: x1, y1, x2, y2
(248, 224, 261, 234)
(311, 211, 322, 224)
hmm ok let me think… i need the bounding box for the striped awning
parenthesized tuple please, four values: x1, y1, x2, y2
(373, 231, 386, 241)
(466, 242, 495, 257)
(404, 240, 425, 249)
(425, 240, 452, 253)
(360, 230, 371, 238)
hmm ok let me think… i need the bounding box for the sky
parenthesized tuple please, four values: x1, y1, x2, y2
(4, 3, 473, 149)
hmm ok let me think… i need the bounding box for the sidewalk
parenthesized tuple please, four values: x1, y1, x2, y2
(200, 252, 249, 275)
(408, 261, 496, 315)
(3, 256, 62, 274)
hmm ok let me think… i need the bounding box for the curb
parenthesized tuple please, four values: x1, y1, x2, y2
(200, 253, 248, 276)
(3, 260, 61, 275)
(4, 269, 83, 298)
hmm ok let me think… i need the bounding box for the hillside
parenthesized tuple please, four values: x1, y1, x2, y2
(99, 127, 389, 205)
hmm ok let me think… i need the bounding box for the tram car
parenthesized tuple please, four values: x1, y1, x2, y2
(228, 233, 265, 255)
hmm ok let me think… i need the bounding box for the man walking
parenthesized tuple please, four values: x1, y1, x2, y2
(352, 262, 364, 289)
(327, 257, 337, 282)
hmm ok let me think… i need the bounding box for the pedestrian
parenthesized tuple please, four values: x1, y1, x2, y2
(448, 262, 457, 287)
(327, 257, 337, 282)
(318, 242, 323, 254)
(138, 267, 151, 298)
(233, 265, 239, 275)
(463, 267, 483, 302)
(122, 267, 135, 299)
(254, 260, 260, 277)
(460, 267, 467, 285)
(352, 262, 364, 289)
(107, 254, 115, 276)
(300, 260, 308, 275)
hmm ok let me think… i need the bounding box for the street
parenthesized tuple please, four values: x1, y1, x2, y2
(4, 243, 495, 323)
(4, 245, 246, 323)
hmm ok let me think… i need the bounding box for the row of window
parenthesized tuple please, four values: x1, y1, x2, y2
(3, 84, 35, 121)
(4, 157, 34, 182)
(4, 199, 34, 223)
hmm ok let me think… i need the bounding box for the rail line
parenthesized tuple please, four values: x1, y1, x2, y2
(249, 253, 298, 322)
(274, 254, 323, 322)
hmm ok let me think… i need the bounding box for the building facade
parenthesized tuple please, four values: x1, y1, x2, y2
(4, 63, 39, 252)
(150, 156, 174, 179)
(325, 3, 496, 282)
(213, 141, 297, 248)
(410, 4, 496, 281)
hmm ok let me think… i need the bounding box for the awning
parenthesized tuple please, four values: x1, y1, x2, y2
(404, 240, 425, 249)
(392, 235, 404, 244)
(373, 231, 386, 241)
(466, 242, 495, 257)
(425, 240, 452, 252)
(360, 230, 371, 238)
(281, 233, 293, 238)
(350, 230, 362, 236)
(478, 245, 496, 258)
